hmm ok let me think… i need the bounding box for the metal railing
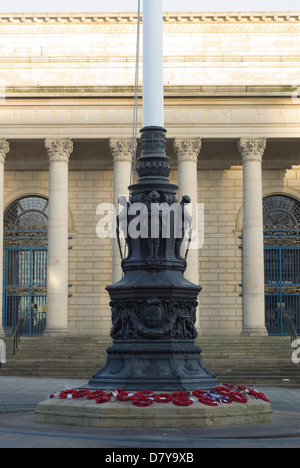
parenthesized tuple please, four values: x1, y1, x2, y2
(287, 315, 298, 343)
(12, 317, 24, 356)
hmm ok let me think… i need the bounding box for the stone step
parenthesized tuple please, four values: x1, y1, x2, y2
(3, 367, 299, 388)
(5, 338, 292, 349)
(3, 337, 294, 353)
(1, 335, 298, 388)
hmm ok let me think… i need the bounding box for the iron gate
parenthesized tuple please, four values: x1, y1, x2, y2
(264, 246, 300, 336)
(3, 247, 47, 336)
(3, 195, 49, 337)
(263, 195, 300, 336)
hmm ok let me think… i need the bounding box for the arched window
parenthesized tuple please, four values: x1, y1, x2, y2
(263, 194, 300, 231)
(263, 194, 300, 336)
(4, 196, 48, 246)
(3, 196, 48, 336)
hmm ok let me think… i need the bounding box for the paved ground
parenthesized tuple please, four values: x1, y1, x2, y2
(0, 376, 300, 448)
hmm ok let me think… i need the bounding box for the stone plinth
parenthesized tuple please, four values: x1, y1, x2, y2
(35, 398, 272, 429)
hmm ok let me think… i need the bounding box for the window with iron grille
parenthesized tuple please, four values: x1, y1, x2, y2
(263, 195, 300, 336)
(3, 196, 48, 336)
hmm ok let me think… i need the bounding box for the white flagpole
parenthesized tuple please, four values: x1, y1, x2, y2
(143, 0, 164, 128)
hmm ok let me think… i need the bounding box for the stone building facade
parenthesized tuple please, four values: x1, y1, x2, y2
(0, 12, 300, 339)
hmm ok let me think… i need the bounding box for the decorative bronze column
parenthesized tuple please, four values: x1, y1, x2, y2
(89, 126, 219, 390)
(89, 0, 218, 390)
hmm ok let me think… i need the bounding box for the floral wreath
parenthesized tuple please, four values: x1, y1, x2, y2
(49, 383, 269, 408)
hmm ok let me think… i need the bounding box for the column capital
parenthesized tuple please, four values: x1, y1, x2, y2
(45, 138, 73, 162)
(109, 138, 133, 163)
(238, 138, 266, 162)
(173, 138, 201, 163)
(0, 139, 9, 164)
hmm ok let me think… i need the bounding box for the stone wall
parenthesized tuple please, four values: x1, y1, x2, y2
(68, 171, 113, 336)
(1, 13, 300, 90)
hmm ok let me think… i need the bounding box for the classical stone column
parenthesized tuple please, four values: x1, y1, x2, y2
(0, 139, 9, 338)
(174, 138, 201, 330)
(174, 138, 201, 282)
(44, 138, 73, 336)
(238, 138, 268, 336)
(109, 139, 132, 283)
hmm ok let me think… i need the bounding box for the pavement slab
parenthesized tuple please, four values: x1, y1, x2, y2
(0, 376, 300, 448)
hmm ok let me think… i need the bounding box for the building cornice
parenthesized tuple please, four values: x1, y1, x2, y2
(0, 12, 300, 25)
(2, 85, 299, 99)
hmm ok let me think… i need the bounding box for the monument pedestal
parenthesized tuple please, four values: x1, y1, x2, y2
(89, 267, 219, 391)
(35, 398, 273, 429)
